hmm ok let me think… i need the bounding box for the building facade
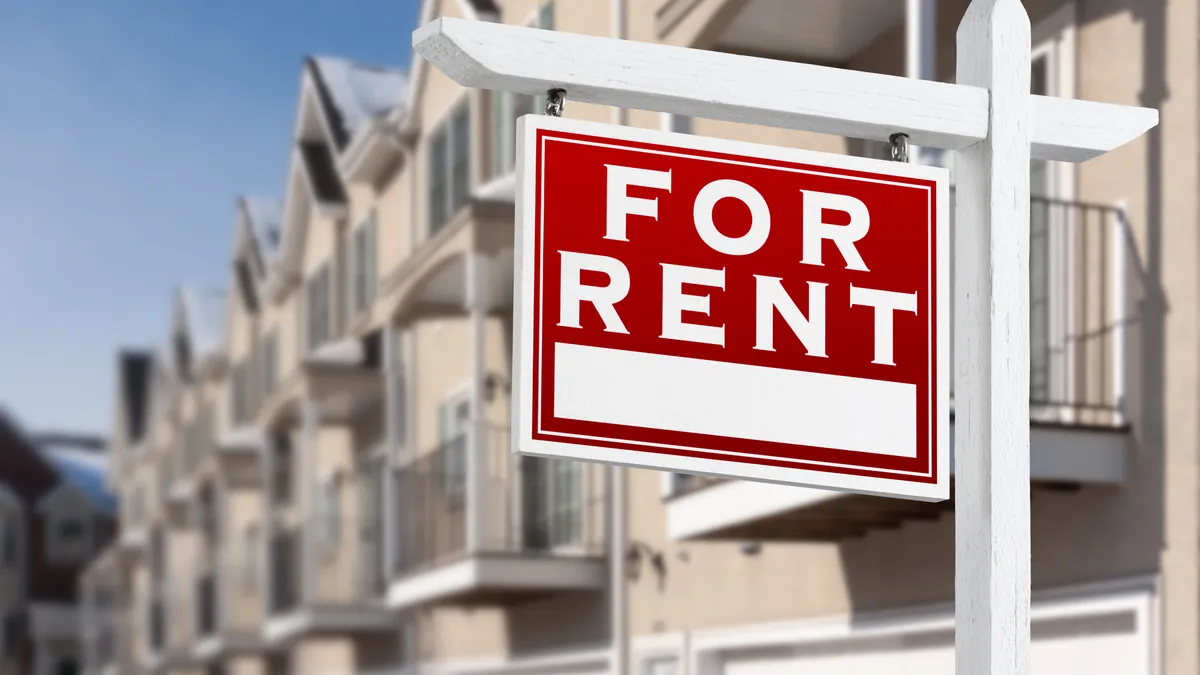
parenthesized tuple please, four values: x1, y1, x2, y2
(81, 0, 1200, 674)
(0, 415, 116, 675)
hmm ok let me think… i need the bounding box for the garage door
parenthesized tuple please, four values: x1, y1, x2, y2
(721, 608, 1146, 675)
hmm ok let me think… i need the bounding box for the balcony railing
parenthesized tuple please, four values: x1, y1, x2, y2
(196, 573, 216, 638)
(307, 514, 388, 605)
(669, 194, 1139, 500)
(269, 529, 301, 615)
(393, 425, 607, 576)
(2, 610, 25, 658)
(948, 195, 1134, 427)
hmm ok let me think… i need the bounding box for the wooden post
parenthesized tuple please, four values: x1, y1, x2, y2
(954, 1, 1032, 673)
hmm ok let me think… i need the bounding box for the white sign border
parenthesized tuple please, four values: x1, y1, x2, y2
(512, 114, 950, 503)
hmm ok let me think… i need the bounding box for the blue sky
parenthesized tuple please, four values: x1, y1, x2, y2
(0, 0, 418, 434)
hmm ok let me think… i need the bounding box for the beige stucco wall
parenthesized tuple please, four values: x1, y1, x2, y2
(622, 2, 1199, 674)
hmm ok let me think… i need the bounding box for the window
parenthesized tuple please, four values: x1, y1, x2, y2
(231, 362, 248, 426)
(428, 102, 472, 235)
(47, 513, 90, 564)
(306, 264, 332, 351)
(58, 518, 85, 541)
(490, 91, 536, 178)
(173, 333, 192, 378)
(437, 398, 470, 498)
(347, 210, 378, 319)
(271, 433, 293, 505)
(533, 3, 556, 113)
(261, 331, 278, 398)
(55, 657, 78, 675)
(428, 132, 448, 232)
(667, 113, 693, 135)
(235, 259, 259, 314)
(1, 518, 16, 564)
(319, 473, 343, 553)
(521, 457, 583, 550)
(242, 524, 259, 589)
(129, 485, 145, 527)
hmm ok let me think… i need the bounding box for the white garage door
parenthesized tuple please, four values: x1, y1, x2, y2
(721, 609, 1146, 675)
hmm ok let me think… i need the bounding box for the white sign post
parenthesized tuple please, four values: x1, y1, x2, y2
(414, 1, 1157, 672)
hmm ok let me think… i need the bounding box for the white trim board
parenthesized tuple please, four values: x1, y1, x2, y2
(422, 647, 610, 675)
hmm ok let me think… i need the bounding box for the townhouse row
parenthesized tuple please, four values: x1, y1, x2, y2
(78, 0, 1200, 674)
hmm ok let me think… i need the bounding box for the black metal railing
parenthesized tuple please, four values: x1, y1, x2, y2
(667, 194, 1139, 500)
(948, 194, 1133, 426)
(196, 573, 216, 637)
(392, 426, 606, 577)
(393, 435, 468, 575)
(268, 529, 301, 615)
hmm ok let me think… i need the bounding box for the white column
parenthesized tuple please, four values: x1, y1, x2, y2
(465, 253, 489, 552)
(261, 435, 275, 620)
(954, 1, 1032, 674)
(906, 0, 938, 165)
(300, 399, 320, 606)
(382, 323, 400, 578)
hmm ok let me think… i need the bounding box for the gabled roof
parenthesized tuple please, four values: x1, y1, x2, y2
(176, 285, 227, 363)
(116, 349, 153, 448)
(268, 54, 406, 303)
(398, 0, 500, 131)
(308, 55, 409, 151)
(240, 196, 283, 271)
(33, 435, 116, 516)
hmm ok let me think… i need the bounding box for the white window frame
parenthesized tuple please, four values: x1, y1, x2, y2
(305, 263, 332, 352)
(318, 472, 343, 558)
(437, 386, 472, 500)
(427, 95, 474, 236)
(45, 503, 93, 566)
(346, 209, 378, 321)
(242, 523, 259, 590)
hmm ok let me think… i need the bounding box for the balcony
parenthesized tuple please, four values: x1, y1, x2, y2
(666, 197, 1137, 542)
(263, 523, 393, 646)
(386, 426, 607, 610)
(192, 562, 264, 661)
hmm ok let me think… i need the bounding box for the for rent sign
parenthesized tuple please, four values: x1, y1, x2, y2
(512, 116, 949, 501)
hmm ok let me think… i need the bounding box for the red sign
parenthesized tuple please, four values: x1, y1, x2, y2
(512, 116, 949, 501)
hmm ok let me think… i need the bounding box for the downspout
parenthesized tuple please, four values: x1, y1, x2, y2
(904, 0, 937, 165)
(608, 3, 630, 675)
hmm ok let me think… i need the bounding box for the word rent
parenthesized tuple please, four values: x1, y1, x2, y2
(559, 165, 919, 367)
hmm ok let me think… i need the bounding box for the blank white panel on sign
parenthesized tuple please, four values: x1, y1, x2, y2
(553, 343, 917, 458)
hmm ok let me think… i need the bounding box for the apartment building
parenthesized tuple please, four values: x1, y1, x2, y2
(0, 413, 115, 675)
(81, 0, 1200, 673)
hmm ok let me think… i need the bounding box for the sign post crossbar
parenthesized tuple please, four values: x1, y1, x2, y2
(414, 2, 1158, 672)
